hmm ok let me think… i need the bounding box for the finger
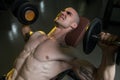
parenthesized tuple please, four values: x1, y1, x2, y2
(100, 32, 112, 45)
(100, 32, 106, 40)
(100, 32, 111, 41)
(111, 35, 118, 41)
(103, 33, 111, 41)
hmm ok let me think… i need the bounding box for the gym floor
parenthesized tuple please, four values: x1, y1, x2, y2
(0, 0, 120, 80)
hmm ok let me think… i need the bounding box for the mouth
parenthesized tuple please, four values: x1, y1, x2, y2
(60, 15, 64, 20)
(57, 14, 64, 20)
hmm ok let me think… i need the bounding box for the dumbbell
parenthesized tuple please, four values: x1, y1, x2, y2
(11, 0, 39, 25)
(83, 18, 120, 54)
(0, 0, 39, 24)
(83, 18, 120, 65)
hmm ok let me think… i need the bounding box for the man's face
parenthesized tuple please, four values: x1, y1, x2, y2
(54, 7, 79, 29)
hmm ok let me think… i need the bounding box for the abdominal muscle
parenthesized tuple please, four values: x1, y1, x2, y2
(13, 33, 73, 80)
(17, 56, 71, 80)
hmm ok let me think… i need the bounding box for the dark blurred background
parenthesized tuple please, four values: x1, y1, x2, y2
(0, 0, 120, 80)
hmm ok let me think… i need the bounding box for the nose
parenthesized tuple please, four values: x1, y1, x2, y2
(61, 10, 67, 16)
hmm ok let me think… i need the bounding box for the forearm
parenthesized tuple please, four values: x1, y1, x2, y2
(21, 25, 33, 42)
(95, 51, 116, 80)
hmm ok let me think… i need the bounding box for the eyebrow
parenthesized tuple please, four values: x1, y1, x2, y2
(66, 11, 72, 15)
(65, 9, 73, 15)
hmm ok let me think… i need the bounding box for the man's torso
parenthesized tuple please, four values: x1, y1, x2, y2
(12, 31, 72, 80)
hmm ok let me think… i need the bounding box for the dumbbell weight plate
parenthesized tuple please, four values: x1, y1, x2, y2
(17, 2, 39, 25)
(83, 18, 102, 54)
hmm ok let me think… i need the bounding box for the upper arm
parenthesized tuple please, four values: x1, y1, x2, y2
(21, 25, 33, 42)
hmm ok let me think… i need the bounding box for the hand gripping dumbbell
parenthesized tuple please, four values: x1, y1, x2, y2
(83, 18, 120, 65)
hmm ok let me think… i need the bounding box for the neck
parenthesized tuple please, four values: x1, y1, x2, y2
(48, 26, 73, 44)
(48, 27, 64, 40)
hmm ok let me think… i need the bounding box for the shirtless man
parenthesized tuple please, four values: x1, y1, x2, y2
(6, 7, 118, 80)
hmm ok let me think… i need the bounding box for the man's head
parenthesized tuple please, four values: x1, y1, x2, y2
(54, 7, 80, 30)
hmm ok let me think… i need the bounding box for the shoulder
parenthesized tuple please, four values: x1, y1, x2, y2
(31, 30, 46, 35)
(27, 31, 47, 41)
(24, 31, 46, 42)
(30, 31, 46, 38)
(38, 31, 46, 35)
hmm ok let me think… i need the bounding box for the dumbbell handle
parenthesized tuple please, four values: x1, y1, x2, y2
(92, 35, 120, 46)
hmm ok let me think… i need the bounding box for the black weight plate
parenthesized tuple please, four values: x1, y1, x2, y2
(17, 2, 39, 25)
(83, 18, 102, 54)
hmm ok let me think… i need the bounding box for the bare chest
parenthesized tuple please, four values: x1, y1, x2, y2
(33, 38, 70, 61)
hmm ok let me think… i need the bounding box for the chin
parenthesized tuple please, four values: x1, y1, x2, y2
(54, 20, 60, 25)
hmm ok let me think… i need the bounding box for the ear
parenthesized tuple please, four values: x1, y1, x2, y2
(71, 22, 78, 29)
